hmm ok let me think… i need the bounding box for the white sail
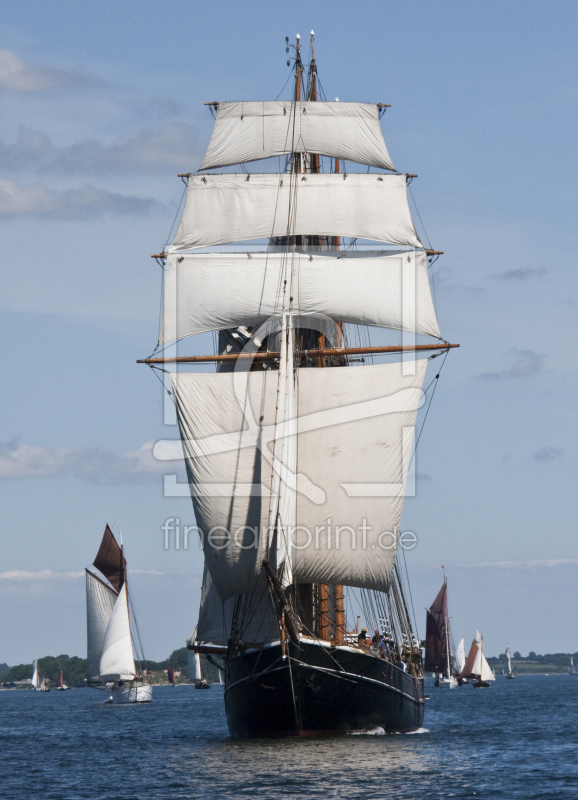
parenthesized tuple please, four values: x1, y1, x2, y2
(161, 250, 441, 344)
(479, 652, 495, 682)
(188, 649, 202, 681)
(169, 173, 422, 252)
(472, 635, 495, 681)
(171, 359, 426, 598)
(31, 660, 40, 689)
(454, 638, 466, 673)
(292, 360, 427, 591)
(170, 369, 277, 600)
(98, 583, 136, 681)
(199, 101, 395, 171)
(504, 645, 512, 674)
(86, 569, 118, 682)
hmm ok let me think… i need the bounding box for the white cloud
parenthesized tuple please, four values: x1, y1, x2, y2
(478, 350, 545, 380)
(0, 178, 158, 219)
(467, 559, 578, 569)
(0, 570, 84, 580)
(0, 50, 99, 92)
(0, 123, 205, 175)
(0, 439, 182, 483)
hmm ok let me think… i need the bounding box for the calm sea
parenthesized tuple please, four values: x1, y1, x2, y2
(1, 675, 576, 799)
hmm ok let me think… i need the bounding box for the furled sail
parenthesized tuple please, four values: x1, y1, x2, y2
(161, 250, 441, 344)
(171, 359, 426, 599)
(195, 564, 279, 646)
(169, 173, 422, 252)
(98, 583, 136, 681)
(86, 569, 118, 682)
(92, 525, 126, 592)
(199, 101, 395, 171)
(424, 580, 449, 673)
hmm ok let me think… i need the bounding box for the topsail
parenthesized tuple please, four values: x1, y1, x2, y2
(199, 101, 395, 171)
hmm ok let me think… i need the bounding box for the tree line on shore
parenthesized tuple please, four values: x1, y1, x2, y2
(2, 648, 221, 687)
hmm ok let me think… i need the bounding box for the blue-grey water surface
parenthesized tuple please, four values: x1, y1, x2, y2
(1, 675, 576, 799)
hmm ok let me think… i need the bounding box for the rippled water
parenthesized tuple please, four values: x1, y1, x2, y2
(1, 675, 576, 799)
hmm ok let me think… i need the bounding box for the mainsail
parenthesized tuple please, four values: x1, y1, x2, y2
(86, 569, 118, 682)
(425, 579, 450, 673)
(31, 660, 40, 690)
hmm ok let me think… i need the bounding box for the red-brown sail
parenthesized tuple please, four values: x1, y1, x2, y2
(167, 665, 175, 685)
(460, 639, 479, 678)
(56, 669, 64, 688)
(424, 579, 450, 673)
(93, 525, 126, 592)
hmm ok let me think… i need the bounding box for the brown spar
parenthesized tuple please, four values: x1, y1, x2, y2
(137, 343, 459, 365)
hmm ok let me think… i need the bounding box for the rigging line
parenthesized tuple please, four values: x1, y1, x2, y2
(275, 64, 296, 100)
(163, 182, 188, 251)
(408, 348, 449, 471)
(408, 184, 432, 251)
(401, 546, 420, 642)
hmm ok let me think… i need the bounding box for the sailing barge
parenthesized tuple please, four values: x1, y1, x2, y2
(143, 34, 457, 736)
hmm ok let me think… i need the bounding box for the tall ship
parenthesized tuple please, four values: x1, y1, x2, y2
(142, 34, 457, 735)
(86, 525, 153, 704)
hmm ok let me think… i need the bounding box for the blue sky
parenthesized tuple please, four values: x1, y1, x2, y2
(1, 0, 577, 662)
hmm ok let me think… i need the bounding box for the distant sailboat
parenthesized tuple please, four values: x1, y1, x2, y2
(54, 670, 69, 690)
(31, 660, 50, 692)
(460, 630, 495, 688)
(425, 578, 458, 689)
(503, 645, 515, 679)
(569, 657, 577, 675)
(167, 665, 176, 685)
(187, 628, 210, 689)
(86, 525, 153, 704)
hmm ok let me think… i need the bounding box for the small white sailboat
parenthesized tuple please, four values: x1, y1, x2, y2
(569, 657, 577, 675)
(86, 525, 152, 704)
(187, 628, 210, 688)
(32, 660, 50, 692)
(503, 645, 515, 679)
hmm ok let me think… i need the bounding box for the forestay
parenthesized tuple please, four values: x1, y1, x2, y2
(171, 360, 427, 599)
(99, 584, 136, 681)
(161, 250, 441, 343)
(86, 569, 118, 682)
(169, 173, 422, 251)
(199, 101, 395, 171)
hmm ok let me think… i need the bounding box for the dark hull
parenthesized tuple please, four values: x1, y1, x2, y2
(225, 640, 424, 737)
